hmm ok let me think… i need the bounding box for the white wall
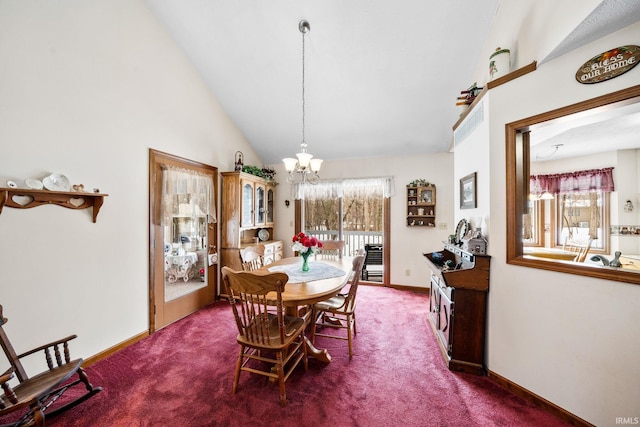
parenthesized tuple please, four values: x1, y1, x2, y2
(454, 99, 491, 235)
(479, 21, 640, 426)
(0, 0, 260, 368)
(613, 150, 640, 255)
(470, 0, 604, 89)
(270, 152, 454, 288)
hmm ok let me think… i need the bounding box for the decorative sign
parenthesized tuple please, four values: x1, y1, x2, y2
(576, 45, 640, 84)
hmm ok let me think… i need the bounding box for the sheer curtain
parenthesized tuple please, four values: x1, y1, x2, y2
(161, 166, 216, 228)
(294, 177, 395, 200)
(531, 167, 615, 194)
(532, 167, 614, 244)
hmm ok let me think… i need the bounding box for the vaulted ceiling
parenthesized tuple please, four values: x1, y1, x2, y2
(146, 1, 640, 165)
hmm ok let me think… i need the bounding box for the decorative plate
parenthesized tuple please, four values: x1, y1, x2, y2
(25, 178, 44, 190)
(6, 180, 17, 188)
(43, 173, 71, 192)
(454, 219, 469, 244)
(258, 229, 270, 241)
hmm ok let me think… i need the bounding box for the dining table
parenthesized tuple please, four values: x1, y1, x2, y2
(258, 256, 353, 363)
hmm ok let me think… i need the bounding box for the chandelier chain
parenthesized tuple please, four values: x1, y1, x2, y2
(301, 23, 306, 147)
(283, 20, 321, 185)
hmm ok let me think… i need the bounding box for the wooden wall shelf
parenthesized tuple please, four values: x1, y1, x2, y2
(0, 187, 108, 223)
(407, 185, 436, 227)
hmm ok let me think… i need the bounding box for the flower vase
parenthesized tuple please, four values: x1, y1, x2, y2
(301, 254, 310, 272)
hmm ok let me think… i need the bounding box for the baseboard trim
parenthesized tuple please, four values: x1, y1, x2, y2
(387, 283, 429, 293)
(487, 370, 594, 427)
(82, 331, 149, 367)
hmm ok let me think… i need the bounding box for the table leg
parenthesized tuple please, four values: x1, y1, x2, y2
(287, 305, 332, 363)
(303, 336, 331, 363)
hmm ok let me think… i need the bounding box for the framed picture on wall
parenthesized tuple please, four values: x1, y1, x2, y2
(460, 172, 477, 209)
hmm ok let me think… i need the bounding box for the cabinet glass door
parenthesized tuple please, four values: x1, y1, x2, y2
(255, 184, 265, 225)
(266, 187, 274, 224)
(241, 181, 254, 227)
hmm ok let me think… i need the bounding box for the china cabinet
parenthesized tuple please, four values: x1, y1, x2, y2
(406, 185, 436, 227)
(221, 172, 281, 271)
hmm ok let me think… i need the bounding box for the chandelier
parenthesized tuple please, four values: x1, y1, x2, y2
(282, 20, 323, 184)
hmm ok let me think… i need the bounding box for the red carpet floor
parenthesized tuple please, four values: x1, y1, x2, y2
(5, 286, 569, 426)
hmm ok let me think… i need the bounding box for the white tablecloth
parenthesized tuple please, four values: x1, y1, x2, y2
(165, 252, 198, 269)
(268, 260, 347, 283)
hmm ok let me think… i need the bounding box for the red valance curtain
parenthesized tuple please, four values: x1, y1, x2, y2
(531, 167, 615, 195)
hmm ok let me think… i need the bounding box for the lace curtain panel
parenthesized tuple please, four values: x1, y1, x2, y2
(161, 166, 216, 227)
(530, 167, 615, 195)
(294, 177, 395, 200)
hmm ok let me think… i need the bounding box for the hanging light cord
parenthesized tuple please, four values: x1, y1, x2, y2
(301, 22, 307, 148)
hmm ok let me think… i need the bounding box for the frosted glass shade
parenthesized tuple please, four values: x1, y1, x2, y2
(282, 158, 298, 172)
(296, 152, 313, 168)
(310, 158, 323, 172)
(540, 191, 554, 200)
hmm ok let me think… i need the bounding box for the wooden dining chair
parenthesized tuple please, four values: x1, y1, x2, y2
(240, 245, 265, 271)
(310, 250, 366, 359)
(221, 267, 308, 407)
(0, 305, 102, 427)
(315, 240, 345, 260)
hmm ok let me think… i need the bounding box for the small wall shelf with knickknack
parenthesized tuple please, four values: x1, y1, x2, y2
(611, 225, 640, 236)
(0, 187, 108, 223)
(407, 184, 436, 227)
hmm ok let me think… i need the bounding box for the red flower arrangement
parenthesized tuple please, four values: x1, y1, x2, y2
(292, 232, 322, 272)
(291, 232, 322, 254)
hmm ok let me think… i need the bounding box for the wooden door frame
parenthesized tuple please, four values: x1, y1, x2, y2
(149, 149, 219, 332)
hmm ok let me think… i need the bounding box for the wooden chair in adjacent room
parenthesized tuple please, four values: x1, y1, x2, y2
(239, 245, 265, 271)
(315, 240, 345, 260)
(310, 250, 366, 359)
(563, 238, 593, 262)
(0, 305, 102, 427)
(221, 267, 308, 407)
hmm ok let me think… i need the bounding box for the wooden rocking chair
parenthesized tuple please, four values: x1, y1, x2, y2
(0, 305, 101, 427)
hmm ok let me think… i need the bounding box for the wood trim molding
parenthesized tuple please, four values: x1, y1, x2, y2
(453, 61, 537, 132)
(488, 370, 594, 427)
(506, 84, 640, 285)
(383, 196, 391, 286)
(387, 283, 429, 293)
(486, 60, 537, 90)
(82, 331, 149, 367)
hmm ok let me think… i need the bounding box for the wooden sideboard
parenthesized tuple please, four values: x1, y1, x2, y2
(423, 243, 490, 375)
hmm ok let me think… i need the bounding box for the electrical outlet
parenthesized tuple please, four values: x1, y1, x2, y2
(438, 222, 448, 230)
(405, 269, 410, 276)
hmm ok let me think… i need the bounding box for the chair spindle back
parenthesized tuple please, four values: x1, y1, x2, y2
(221, 267, 289, 345)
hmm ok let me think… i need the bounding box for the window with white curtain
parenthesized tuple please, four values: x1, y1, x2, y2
(161, 166, 215, 251)
(296, 177, 393, 259)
